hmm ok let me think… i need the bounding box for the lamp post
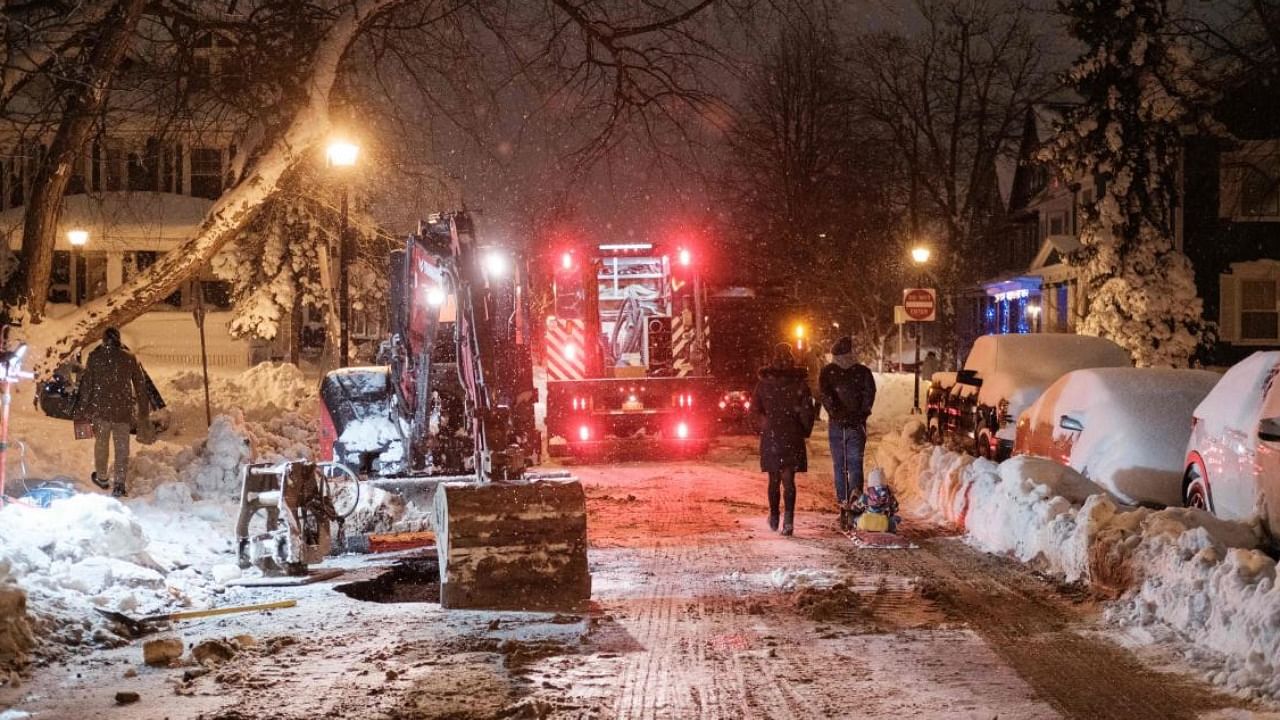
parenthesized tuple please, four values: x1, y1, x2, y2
(326, 139, 359, 367)
(67, 229, 88, 306)
(910, 246, 931, 414)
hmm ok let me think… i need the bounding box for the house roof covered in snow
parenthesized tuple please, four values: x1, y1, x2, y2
(1, 192, 212, 251)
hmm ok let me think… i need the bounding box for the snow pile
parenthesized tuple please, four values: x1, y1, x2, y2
(877, 428, 1280, 699)
(0, 496, 166, 662)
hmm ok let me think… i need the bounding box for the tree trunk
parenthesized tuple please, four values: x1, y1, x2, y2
(289, 290, 302, 366)
(19, 0, 146, 321)
(25, 0, 401, 377)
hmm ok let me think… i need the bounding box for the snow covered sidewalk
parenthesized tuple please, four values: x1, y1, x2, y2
(874, 422, 1280, 702)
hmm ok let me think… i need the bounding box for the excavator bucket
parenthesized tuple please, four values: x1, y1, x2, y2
(434, 478, 590, 610)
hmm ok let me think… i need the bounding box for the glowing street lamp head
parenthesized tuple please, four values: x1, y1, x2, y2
(794, 323, 806, 340)
(67, 229, 89, 247)
(911, 246, 931, 265)
(483, 251, 509, 278)
(326, 140, 359, 168)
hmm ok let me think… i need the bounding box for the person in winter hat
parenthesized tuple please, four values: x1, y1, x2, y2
(851, 468, 900, 533)
(751, 343, 816, 536)
(74, 327, 150, 497)
(819, 335, 876, 530)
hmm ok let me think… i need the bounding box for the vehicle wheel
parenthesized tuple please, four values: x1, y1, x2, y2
(926, 415, 942, 445)
(1183, 464, 1211, 511)
(976, 428, 999, 461)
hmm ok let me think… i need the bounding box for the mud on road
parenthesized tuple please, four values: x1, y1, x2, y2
(1, 439, 1260, 720)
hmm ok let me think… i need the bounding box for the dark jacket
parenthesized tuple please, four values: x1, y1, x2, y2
(74, 344, 149, 425)
(752, 365, 816, 472)
(819, 362, 876, 428)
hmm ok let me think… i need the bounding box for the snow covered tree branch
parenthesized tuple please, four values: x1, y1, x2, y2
(24, 0, 405, 377)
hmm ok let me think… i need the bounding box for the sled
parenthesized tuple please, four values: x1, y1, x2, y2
(845, 529, 917, 550)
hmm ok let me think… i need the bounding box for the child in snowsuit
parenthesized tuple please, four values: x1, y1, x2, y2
(851, 468, 900, 533)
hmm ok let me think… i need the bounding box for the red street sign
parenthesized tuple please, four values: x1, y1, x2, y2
(903, 288, 936, 322)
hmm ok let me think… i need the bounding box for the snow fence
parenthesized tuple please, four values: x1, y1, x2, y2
(875, 423, 1280, 701)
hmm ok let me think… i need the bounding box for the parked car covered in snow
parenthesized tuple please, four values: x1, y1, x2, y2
(927, 334, 1131, 460)
(1183, 351, 1280, 542)
(1014, 367, 1220, 507)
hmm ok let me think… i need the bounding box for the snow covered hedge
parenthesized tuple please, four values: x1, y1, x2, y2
(877, 424, 1280, 700)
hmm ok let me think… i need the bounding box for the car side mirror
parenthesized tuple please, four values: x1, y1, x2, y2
(1260, 417, 1280, 443)
(1059, 415, 1084, 432)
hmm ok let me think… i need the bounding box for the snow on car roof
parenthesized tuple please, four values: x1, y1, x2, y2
(1194, 351, 1280, 437)
(963, 334, 1131, 412)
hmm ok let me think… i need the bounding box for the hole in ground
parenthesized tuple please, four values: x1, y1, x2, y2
(336, 557, 441, 603)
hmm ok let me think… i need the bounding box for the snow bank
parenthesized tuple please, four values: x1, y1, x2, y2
(877, 428, 1279, 700)
(0, 362, 321, 673)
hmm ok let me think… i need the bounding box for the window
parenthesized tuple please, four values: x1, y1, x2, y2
(1242, 279, 1280, 341)
(190, 148, 222, 199)
(1048, 213, 1065, 236)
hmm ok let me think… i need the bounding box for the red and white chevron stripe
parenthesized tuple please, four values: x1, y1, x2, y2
(545, 317, 586, 381)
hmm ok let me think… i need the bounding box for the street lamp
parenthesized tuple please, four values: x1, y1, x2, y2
(67, 229, 88, 306)
(1027, 302, 1042, 333)
(910, 245, 931, 414)
(327, 139, 359, 367)
(794, 322, 806, 351)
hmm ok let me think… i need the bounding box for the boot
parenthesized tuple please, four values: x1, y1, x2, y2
(112, 483, 128, 498)
(781, 510, 794, 536)
(768, 513, 779, 532)
(838, 507, 850, 531)
(91, 471, 110, 490)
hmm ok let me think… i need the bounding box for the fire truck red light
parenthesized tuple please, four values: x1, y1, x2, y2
(561, 252, 572, 270)
(564, 343, 577, 361)
(676, 422, 689, 439)
(578, 425, 590, 441)
(678, 249, 691, 266)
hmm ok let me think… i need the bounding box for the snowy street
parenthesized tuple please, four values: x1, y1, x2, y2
(0, 370, 1271, 719)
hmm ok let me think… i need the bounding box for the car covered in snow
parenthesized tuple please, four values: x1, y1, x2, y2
(1182, 351, 1280, 542)
(1014, 367, 1220, 507)
(926, 334, 1131, 460)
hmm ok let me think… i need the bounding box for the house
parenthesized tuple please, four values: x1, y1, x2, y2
(0, 27, 382, 367)
(966, 83, 1280, 366)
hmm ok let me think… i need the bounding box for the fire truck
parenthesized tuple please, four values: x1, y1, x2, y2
(543, 241, 714, 455)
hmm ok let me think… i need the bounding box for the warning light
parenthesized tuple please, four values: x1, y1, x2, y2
(561, 252, 573, 270)
(564, 343, 577, 361)
(578, 425, 591, 442)
(675, 422, 689, 439)
(678, 248, 692, 266)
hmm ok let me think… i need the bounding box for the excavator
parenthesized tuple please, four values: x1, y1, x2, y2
(306, 212, 590, 610)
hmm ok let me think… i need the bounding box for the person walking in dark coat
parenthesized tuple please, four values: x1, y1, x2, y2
(752, 343, 816, 536)
(819, 336, 877, 529)
(74, 327, 150, 497)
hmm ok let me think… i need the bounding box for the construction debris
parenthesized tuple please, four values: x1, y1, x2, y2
(114, 691, 140, 705)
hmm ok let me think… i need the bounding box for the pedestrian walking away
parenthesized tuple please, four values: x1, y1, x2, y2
(751, 343, 816, 536)
(819, 335, 877, 530)
(74, 327, 152, 497)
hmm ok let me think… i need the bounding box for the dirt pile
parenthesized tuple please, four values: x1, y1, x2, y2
(792, 583, 865, 623)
